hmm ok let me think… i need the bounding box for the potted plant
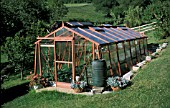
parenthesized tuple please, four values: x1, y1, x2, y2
(106, 76, 130, 91)
(42, 72, 55, 87)
(27, 73, 43, 90)
(70, 81, 87, 93)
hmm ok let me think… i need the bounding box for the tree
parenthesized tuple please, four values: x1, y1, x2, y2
(144, 0, 170, 39)
(124, 6, 143, 27)
(2, 36, 34, 80)
(92, 0, 118, 17)
(1, 0, 68, 79)
(0, 0, 68, 44)
(47, 0, 68, 21)
(112, 0, 151, 17)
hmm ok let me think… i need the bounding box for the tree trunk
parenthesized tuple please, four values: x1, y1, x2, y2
(20, 68, 23, 80)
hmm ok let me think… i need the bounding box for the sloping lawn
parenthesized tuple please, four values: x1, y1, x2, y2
(2, 37, 170, 108)
(62, 3, 113, 23)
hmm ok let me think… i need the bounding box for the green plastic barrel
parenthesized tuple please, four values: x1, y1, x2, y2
(92, 59, 107, 87)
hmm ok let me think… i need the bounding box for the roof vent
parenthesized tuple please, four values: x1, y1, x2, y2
(118, 26, 128, 30)
(95, 29, 105, 32)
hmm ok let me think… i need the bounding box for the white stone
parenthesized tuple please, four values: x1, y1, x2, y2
(92, 87, 104, 94)
(162, 43, 168, 48)
(76, 76, 80, 81)
(156, 48, 161, 53)
(132, 66, 140, 72)
(123, 71, 134, 81)
(102, 91, 113, 94)
(141, 60, 146, 65)
(137, 62, 143, 67)
(146, 56, 152, 62)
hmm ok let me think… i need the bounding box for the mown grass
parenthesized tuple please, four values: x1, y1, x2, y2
(62, 3, 114, 23)
(2, 77, 29, 89)
(2, 37, 170, 108)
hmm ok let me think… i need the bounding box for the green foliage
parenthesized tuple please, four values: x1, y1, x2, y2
(106, 76, 130, 88)
(124, 6, 143, 27)
(0, 0, 68, 44)
(42, 73, 54, 81)
(1, 36, 34, 79)
(47, 0, 68, 22)
(144, 0, 170, 38)
(92, 0, 118, 17)
(112, 0, 151, 17)
(0, 54, 8, 63)
(1, 0, 68, 79)
(0, 0, 48, 42)
(70, 81, 87, 89)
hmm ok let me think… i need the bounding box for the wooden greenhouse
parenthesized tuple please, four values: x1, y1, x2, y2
(34, 22, 148, 88)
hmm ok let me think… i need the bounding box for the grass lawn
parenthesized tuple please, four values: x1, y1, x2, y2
(62, 3, 114, 23)
(2, 37, 170, 108)
(2, 77, 29, 89)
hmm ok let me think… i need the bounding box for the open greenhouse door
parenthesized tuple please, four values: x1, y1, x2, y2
(34, 37, 56, 85)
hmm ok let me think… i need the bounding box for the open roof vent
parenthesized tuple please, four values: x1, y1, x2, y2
(95, 29, 105, 32)
(118, 26, 128, 30)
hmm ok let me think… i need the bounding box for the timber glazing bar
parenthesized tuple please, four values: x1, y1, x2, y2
(116, 43, 121, 76)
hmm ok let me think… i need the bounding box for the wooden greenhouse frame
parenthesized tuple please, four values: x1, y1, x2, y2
(34, 22, 148, 88)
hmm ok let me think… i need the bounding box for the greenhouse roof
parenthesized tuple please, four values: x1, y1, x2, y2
(36, 22, 146, 45)
(63, 22, 146, 45)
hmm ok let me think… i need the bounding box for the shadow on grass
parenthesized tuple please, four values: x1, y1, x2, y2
(0, 82, 29, 105)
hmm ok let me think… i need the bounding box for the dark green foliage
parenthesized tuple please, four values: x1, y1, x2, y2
(106, 76, 130, 88)
(0, 0, 68, 44)
(124, 6, 143, 27)
(1, 0, 68, 79)
(42, 73, 54, 81)
(144, 0, 170, 39)
(1, 36, 34, 79)
(47, 0, 68, 21)
(0, 0, 48, 43)
(112, 0, 151, 17)
(93, 0, 118, 17)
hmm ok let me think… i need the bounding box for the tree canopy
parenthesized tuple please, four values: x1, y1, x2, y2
(0, 0, 68, 44)
(93, 0, 118, 17)
(0, 0, 68, 78)
(144, 0, 170, 38)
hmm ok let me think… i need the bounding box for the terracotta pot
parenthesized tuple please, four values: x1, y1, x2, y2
(73, 88, 83, 93)
(111, 86, 120, 91)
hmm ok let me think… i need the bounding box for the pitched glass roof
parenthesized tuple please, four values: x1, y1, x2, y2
(62, 22, 146, 45)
